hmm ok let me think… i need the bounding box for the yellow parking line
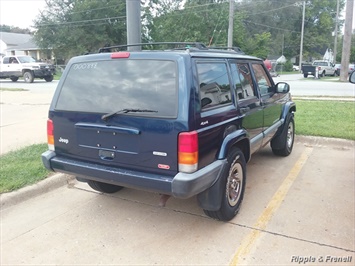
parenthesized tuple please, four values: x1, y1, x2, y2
(230, 147, 313, 266)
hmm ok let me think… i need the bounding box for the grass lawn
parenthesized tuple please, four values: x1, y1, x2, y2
(0, 144, 51, 193)
(294, 100, 355, 140)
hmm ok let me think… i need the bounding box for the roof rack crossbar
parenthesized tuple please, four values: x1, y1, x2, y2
(208, 46, 244, 54)
(98, 42, 208, 53)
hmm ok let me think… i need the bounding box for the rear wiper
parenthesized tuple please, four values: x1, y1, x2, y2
(101, 108, 158, 121)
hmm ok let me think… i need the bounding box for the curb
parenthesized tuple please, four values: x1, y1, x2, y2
(293, 97, 355, 101)
(295, 135, 355, 148)
(0, 173, 75, 209)
(1, 136, 353, 209)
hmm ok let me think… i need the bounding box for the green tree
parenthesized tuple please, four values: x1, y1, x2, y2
(0, 25, 32, 34)
(146, 0, 230, 45)
(33, 0, 126, 61)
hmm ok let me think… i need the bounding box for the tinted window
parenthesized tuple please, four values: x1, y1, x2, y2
(55, 60, 177, 118)
(230, 63, 256, 100)
(251, 64, 273, 95)
(197, 62, 232, 109)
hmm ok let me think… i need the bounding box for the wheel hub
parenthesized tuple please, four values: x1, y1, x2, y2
(227, 163, 243, 207)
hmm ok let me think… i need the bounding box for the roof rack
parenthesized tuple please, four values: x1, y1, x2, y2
(98, 42, 245, 55)
(208, 46, 245, 54)
(98, 42, 208, 53)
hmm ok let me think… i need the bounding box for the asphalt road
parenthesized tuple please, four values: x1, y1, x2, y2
(274, 74, 355, 97)
(0, 75, 354, 265)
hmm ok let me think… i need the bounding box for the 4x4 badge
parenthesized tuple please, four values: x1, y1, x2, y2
(201, 120, 209, 126)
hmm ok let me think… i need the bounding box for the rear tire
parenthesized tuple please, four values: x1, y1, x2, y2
(303, 73, 308, 78)
(44, 75, 53, 82)
(271, 115, 295, 156)
(87, 180, 123, 193)
(23, 71, 34, 83)
(203, 148, 246, 221)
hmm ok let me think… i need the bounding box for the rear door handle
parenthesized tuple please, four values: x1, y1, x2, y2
(240, 107, 250, 113)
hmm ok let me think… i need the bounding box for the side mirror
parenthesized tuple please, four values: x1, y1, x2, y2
(275, 82, 290, 93)
(350, 71, 355, 84)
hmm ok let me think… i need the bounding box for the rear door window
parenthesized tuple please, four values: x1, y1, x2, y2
(55, 59, 178, 118)
(196, 62, 232, 110)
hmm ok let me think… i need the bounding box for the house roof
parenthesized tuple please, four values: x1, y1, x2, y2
(11, 39, 38, 51)
(0, 32, 32, 47)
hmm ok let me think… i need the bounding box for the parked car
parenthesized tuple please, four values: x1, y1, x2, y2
(292, 65, 299, 71)
(311, 60, 336, 77)
(41, 42, 296, 221)
(301, 63, 316, 78)
(335, 63, 355, 76)
(350, 71, 355, 83)
(0, 55, 55, 83)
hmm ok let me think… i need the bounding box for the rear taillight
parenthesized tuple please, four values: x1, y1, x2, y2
(47, 119, 54, 151)
(111, 52, 130, 59)
(178, 131, 198, 173)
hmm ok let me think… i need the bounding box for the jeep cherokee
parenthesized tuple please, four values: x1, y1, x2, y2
(42, 42, 296, 221)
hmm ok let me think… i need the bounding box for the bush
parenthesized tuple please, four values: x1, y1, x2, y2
(283, 60, 293, 72)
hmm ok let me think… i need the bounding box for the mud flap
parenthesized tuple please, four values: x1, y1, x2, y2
(196, 162, 228, 211)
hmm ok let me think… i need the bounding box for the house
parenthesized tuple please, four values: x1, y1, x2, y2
(0, 32, 51, 61)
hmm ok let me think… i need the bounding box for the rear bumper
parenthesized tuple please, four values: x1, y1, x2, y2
(33, 69, 54, 77)
(41, 151, 225, 199)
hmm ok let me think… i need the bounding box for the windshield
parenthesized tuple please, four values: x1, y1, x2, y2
(56, 59, 178, 118)
(17, 56, 37, 63)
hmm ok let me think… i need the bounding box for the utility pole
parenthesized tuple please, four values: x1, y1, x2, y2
(227, 0, 234, 48)
(340, 0, 354, 81)
(298, 1, 305, 71)
(126, 0, 141, 51)
(333, 0, 340, 64)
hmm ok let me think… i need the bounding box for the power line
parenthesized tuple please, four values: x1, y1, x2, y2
(242, 20, 300, 33)
(37, 15, 126, 27)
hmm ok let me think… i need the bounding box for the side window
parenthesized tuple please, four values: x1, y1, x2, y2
(197, 62, 232, 109)
(3, 57, 9, 64)
(230, 63, 256, 100)
(251, 63, 273, 95)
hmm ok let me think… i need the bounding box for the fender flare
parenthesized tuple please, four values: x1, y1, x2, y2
(281, 101, 296, 121)
(217, 128, 250, 161)
(272, 101, 296, 143)
(197, 128, 250, 211)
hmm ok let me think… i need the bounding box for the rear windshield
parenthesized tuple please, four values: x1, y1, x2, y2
(55, 59, 178, 118)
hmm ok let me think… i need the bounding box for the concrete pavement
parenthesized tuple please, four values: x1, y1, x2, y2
(1, 135, 354, 265)
(0, 84, 55, 155)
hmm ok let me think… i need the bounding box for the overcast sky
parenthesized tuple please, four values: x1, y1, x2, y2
(0, 0, 354, 31)
(0, 0, 46, 29)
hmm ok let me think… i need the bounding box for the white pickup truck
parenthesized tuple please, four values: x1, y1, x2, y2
(312, 60, 336, 77)
(0, 55, 55, 83)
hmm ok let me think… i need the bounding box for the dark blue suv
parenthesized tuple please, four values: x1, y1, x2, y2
(42, 43, 296, 221)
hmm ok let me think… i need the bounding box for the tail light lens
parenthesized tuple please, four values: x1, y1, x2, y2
(178, 131, 198, 173)
(47, 119, 55, 151)
(111, 52, 130, 59)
